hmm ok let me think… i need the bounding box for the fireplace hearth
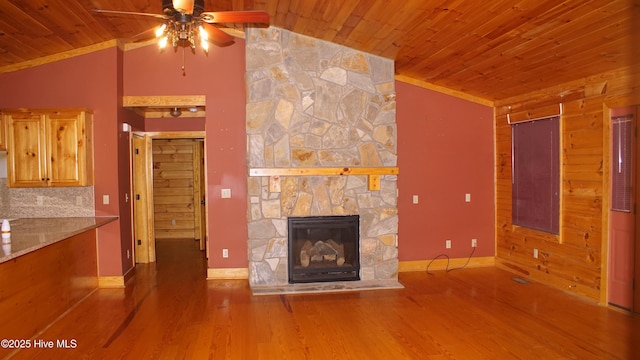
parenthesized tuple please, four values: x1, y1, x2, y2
(288, 215, 360, 283)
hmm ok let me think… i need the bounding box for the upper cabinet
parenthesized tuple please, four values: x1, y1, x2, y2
(2, 109, 94, 188)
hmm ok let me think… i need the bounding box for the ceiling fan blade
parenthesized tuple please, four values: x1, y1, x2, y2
(129, 27, 161, 42)
(203, 24, 235, 46)
(172, 0, 195, 14)
(200, 11, 270, 24)
(93, 9, 169, 20)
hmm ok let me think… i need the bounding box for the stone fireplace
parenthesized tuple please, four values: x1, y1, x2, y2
(245, 27, 399, 289)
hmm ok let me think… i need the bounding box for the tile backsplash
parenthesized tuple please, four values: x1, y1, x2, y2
(0, 178, 95, 218)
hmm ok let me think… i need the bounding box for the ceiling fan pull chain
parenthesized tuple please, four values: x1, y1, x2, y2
(182, 46, 186, 76)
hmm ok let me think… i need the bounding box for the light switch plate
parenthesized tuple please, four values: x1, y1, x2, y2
(221, 188, 231, 198)
(412, 195, 419, 204)
(465, 193, 471, 202)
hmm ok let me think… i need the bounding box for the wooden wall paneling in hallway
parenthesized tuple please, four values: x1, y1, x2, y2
(152, 139, 198, 239)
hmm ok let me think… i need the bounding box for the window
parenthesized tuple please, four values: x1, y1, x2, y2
(511, 116, 560, 234)
(611, 114, 634, 212)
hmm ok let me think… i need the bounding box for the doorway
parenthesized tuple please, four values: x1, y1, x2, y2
(132, 132, 207, 264)
(608, 105, 639, 312)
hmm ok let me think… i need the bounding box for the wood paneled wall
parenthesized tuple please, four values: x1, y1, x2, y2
(153, 139, 198, 239)
(494, 65, 640, 303)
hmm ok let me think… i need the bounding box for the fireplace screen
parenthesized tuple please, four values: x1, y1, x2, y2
(288, 215, 360, 283)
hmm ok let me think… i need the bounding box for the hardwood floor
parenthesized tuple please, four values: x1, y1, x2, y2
(7, 238, 640, 359)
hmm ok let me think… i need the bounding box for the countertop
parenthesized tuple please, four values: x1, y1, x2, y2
(0, 217, 118, 264)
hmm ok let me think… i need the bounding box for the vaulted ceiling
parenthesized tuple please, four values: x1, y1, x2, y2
(0, 0, 637, 103)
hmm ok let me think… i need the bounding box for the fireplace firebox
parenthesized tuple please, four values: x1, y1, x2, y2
(288, 215, 360, 283)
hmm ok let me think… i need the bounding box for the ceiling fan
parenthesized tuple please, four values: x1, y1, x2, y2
(94, 0, 270, 51)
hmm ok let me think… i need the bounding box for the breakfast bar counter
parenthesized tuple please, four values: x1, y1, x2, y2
(0, 216, 118, 353)
(0, 216, 118, 264)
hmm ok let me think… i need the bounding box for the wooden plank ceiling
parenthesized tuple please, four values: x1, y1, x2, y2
(0, 0, 637, 102)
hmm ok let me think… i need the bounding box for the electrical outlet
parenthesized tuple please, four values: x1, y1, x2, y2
(412, 195, 419, 204)
(76, 196, 83, 206)
(533, 248, 539, 259)
(103, 195, 110, 205)
(127, 250, 130, 259)
(221, 188, 231, 198)
(445, 239, 451, 249)
(472, 238, 477, 247)
(37, 196, 44, 206)
(222, 249, 229, 258)
(465, 193, 471, 202)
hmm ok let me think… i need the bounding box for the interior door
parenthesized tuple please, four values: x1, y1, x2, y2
(608, 107, 636, 310)
(132, 133, 155, 263)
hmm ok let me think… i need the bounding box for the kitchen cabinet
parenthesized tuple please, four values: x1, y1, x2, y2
(3, 108, 93, 187)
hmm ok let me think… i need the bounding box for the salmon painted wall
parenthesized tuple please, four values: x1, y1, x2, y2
(144, 117, 205, 132)
(0, 48, 127, 276)
(396, 81, 495, 261)
(123, 42, 248, 269)
(0, 42, 496, 276)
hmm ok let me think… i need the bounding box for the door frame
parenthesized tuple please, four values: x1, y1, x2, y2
(193, 139, 207, 251)
(132, 133, 155, 263)
(132, 131, 207, 264)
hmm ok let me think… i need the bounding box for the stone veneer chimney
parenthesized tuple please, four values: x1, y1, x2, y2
(245, 27, 398, 287)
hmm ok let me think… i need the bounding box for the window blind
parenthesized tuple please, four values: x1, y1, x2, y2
(511, 116, 560, 234)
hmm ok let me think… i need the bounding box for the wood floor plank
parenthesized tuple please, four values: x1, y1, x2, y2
(7, 238, 640, 359)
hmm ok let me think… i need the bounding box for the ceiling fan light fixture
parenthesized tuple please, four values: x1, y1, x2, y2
(198, 25, 209, 52)
(155, 19, 208, 52)
(155, 23, 167, 37)
(198, 25, 208, 40)
(158, 35, 169, 48)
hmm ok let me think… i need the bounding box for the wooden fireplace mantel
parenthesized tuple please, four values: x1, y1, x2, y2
(249, 167, 399, 191)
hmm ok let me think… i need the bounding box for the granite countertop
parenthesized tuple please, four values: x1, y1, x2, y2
(0, 217, 118, 264)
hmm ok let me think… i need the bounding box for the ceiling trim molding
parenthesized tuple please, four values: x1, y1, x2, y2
(0, 40, 119, 75)
(395, 75, 494, 108)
